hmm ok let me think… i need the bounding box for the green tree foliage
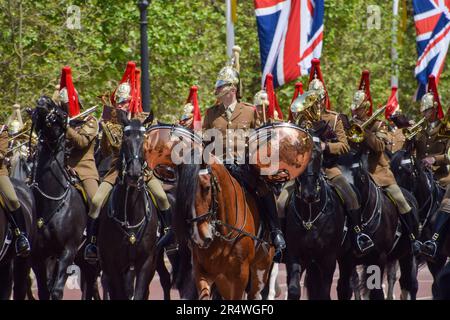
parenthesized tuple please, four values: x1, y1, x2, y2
(0, 0, 448, 122)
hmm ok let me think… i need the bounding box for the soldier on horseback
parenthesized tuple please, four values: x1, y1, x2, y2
(55, 67, 100, 208)
(0, 124, 30, 257)
(84, 62, 172, 263)
(410, 76, 450, 258)
(349, 72, 421, 255)
(291, 61, 374, 254)
(202, 46, 285, 261)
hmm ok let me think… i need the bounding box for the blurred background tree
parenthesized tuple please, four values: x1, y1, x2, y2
(0, 0, 448, 122)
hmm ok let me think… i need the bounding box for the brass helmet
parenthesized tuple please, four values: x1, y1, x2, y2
(114, 82, 132, 104)
(308, 78, 326, 101)
(350, 90, 370, 111)
(8, 119, 22, 136)
(420, 92, 437, 113)
(290, 90, 321, 123)
(58, 87, 79, 104)
(215, 46, 241, 97)
(253, 90, 269, 106)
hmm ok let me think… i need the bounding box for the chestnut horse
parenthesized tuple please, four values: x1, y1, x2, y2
(174, 161, 273, 300)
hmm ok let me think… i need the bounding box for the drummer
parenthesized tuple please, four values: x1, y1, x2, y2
(202, 46, 286, 262)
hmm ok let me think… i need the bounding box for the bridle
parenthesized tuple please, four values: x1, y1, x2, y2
(118, 125, 146, 188)
(185, 165, 267, 245)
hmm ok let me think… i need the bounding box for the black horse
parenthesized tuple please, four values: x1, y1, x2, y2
(390, 145, 450, 297)
(285, 137, 347, 300)
(0, 178, 35, 300)
(30, 96, 87, 300)
(336, 149, 418, 300)
(97, 118, 158, 300)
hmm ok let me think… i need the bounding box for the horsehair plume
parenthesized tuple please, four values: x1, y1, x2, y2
(232, 45, 241, 72)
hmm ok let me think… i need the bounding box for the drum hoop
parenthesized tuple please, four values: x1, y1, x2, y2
(146, 124, 204, 146)
(248, 122, 311, 143)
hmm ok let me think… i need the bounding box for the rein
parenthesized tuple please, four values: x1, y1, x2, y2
(186, 166, 268, 245)
(293, 174, 330, 230)
(31, 130, 72, 228)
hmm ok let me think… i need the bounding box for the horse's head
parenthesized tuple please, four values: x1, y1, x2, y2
(175, 162, 216, 249)
(119, 118, 146, 187)
(33, 96, 67, 142)
(297, 136, 323, 203)
(390, 149, 416, 189)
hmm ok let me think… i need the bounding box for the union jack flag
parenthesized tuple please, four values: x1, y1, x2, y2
(254, 0, 324, 88)
(413, 0, 450, 99)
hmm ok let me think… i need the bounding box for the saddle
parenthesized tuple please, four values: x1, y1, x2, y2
(66, 166, 89, 207)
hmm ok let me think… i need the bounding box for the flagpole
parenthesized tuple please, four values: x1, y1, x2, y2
(391, 0, 399, 94)
(226, 0, 235, 58)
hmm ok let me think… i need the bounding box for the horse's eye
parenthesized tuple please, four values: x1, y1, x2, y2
(204, 186, 211, 193)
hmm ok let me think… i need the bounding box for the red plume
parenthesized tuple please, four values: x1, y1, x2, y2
(186, 86, 202, 131)
(358, 70, 373, 116)
(59, 66, 80, 117)
(111, 61, 141, 115)
(308, 58, 331, 110)
(288, 82, 303, 122)
(427, 75, 443, 119)
(132, 68, 143, 114)
(385, 86, 399, 120)
(265, 73, 284, 120)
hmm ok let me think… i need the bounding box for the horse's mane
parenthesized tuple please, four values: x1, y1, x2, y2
(174, 163, 200, 242)
(172, 163, 200, 289)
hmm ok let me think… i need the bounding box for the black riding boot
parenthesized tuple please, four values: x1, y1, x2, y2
(398, 211, 422, 256)
(9, 207, 31, 257)
(422, 210, 450, 258)
(347, 208, 374, 253)
(84, 217, 99, 264)
(157, 208, 177, 254)
(261, 193, 286, 263)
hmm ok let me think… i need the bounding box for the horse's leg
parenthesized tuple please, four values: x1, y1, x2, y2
(336, 256, 354, 300)
(79, 263, 97, 300)
(268, 262, 279, 300)
(286, 255, 303, 300)
(193, 262, 212, 300)
(398, 255, 418, 300)
(13, 257, 30, 300)
(134, 256, 157, 300)
(156, 250, 172, 300)
(427, 256, 447, 298)
(217, 263, 249, 300)
(50, 247, 77, 300)
(32, 257, 50, 300)
(368, 263, 385, 300)
(248, 246, 274, 300)
(104, 267, 127, 300)
(386, 261, 398, 300)
(321, 255, 337, 300)
(0, 262, 13, 300)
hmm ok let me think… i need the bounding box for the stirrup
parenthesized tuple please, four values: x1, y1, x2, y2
(84, 243, 99, 264)
(356, 233, 374, 253)
(15, 232, 31, 258)
(421, 240, 438, 258)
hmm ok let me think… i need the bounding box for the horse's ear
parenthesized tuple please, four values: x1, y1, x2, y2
(117, 109, 130, 127)
(142, 110, 154, 128)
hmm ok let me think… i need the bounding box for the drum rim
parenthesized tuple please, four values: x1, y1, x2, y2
(248, 122, 312, 142)
(146, 124, 203, 145)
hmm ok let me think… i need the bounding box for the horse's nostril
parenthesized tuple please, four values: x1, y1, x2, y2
(204, 237, 213, 246)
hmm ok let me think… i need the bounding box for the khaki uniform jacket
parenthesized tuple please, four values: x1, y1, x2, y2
(202, 102, 258, 160)
(0, 127, 9, 176)
(100, 121, 122, 185)
(66, 116, 99, 181)
(321, 111, 350, 179)
(361, 119, 397, 187)
(414, 121, 450, 186)
(386, 126, 406, 154)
